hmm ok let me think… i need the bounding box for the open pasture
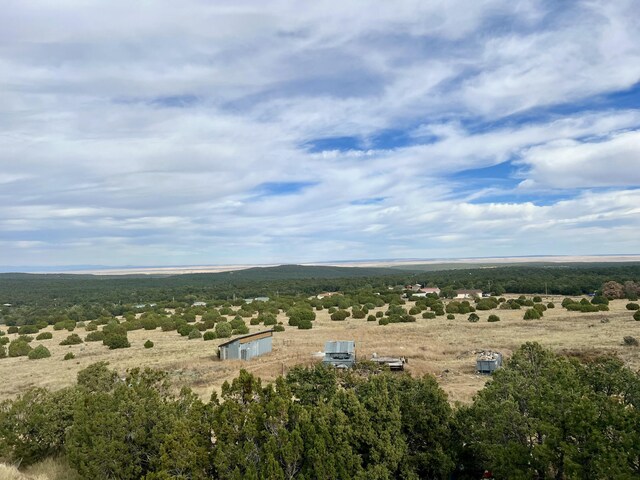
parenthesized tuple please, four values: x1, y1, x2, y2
(1, 297, 638, 404)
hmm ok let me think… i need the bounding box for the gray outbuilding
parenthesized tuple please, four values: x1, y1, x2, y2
(323, 340, 356, 368)
(218, 330, 273, 361)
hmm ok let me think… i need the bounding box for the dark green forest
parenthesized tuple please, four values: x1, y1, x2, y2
(2, 263, 640, 307)
(1, 343, 639, 479)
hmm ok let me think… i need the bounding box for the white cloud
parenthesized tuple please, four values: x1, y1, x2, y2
(0, 0, 639, 266)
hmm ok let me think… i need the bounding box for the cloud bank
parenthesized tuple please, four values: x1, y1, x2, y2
(1, 0, 639, 267)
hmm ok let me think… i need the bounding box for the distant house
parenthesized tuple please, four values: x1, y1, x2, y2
(455, 289, 483, 299)
(316, 292, 340, 299)
(2, 303, 11, 307)
(218, 330, 273, 360)
(244, 296, 270, 303)
(405, 284, 422, 292)
(420, 287, 441, 296)
(323, 340, 356, 368)
(192, 301, 207, 307)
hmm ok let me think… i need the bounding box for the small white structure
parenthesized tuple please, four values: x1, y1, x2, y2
(455, 289, 483, 299)
(193, 301, 207, 307)
(420, 287, 441, 296)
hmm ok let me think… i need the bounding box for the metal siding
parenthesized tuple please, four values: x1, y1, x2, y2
(324, 340, 355, 354)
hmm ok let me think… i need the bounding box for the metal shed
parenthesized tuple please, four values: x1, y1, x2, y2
(323, 340, 356, 368)
(218, 330, 273, 361)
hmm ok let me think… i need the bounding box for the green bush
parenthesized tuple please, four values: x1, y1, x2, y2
(18, 335, 34, 343)
(367, 314, 377, 322)
(591, 295, 609, 305)
(422, 312, 436, 319)
(532, 296, 542, 303)
(28, 345, 51, 360)
(273, 324, 285, 332)
(331, 310, 350, 321)
(60, 334, 83, 346)
(524, 308, 541, 320)
(409, 306, 421, 315)
(8, 339, 32, 357)
(468, 313, 480, 323)
(188, 329, 202, 340)
(63, 352, 75, 360)
(0, 344, 6, 358)
(144, 340, 154, 349)
(351, 309, 366, 319)
(0, 337, 9, 346)
(0, 330, 4, 336)
(85, 322, 98, 331)
(298, 319, 313, 329)
(141, 317, 158, 330)
(250, 317, 261, 325)
(233, 324, 250, 335)
(7, 326, 18, 334)
(103, 333, 130, 349)
(19, 325, 40, 335)
(215, 322, 232, 339)
(35, 332, 53, 340)
(634, 311, 640, 321)
(533, 304, 546, 315)
(623, 336, 639, 347)
(376, 311, 384, 318)
(626, 303, 639, 311)
(487, 314, 500, 322)
(378, 317, 390, 326)
(547, 302, 555, 308)
(85, 331, 105, 342)
(203, 331, 217, 341)
(446, 314, 455, 320)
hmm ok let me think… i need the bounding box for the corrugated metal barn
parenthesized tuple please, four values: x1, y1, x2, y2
(218, 330, 273, 360)
(323, 340, 356, 368)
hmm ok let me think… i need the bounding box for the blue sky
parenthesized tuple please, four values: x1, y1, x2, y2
(0, 0, 639, 268)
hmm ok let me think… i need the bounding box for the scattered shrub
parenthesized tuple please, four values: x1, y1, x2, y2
(547, 302, 555, 308)
(273, 325, 285, 332)
(523, 308, 541, 320)
(634, 311, 640, 321)
(591, 296, 609, 305)
(85, 322, 98, 332)
(85, 331, 105, 342)
(487, 315, 500, 322)
(18, 335, 34, 343)
(0, 337, 9, 346)
(203, 331, 217, 341)
(378, 317, 390, 326)
(215, 322, 232, 339)
(298, 319, 313, 329)
(188, 329, 202, 340)
(330, 310, 350, 321)
(422, 311, 436, 319)
(468, 313, 480, 323)
(7, 326, 19, 334)
(63, 352, 75, 360)
(18, 325, 39, 335)
(60, 334, 83, 346)
(446, 314, 455, 320)
(28, 345, 51, 360)
(376, 311, 384, 318)
(533, 304, 546, 315)
(626, 303, 639, 311)
(367, 314, 377, 322)
(0, 344, 6, 358)
(8, 340, 32, 357)
(532, 296, 542, 303)
(144, 340, 154, 348)
(103, 333, 130, 349)
(623, 336, 639, 347)
(35, 332, 53, 340)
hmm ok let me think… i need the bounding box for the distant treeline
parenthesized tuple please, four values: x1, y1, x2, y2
(1, 343, 639, 479)
(1, 263, 639, 307)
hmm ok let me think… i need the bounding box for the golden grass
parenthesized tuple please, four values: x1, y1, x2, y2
(1, 297, 638, 405)
(0, 457, 79, 480)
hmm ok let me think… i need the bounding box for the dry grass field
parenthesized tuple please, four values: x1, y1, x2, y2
(1, 297, 638, 405)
